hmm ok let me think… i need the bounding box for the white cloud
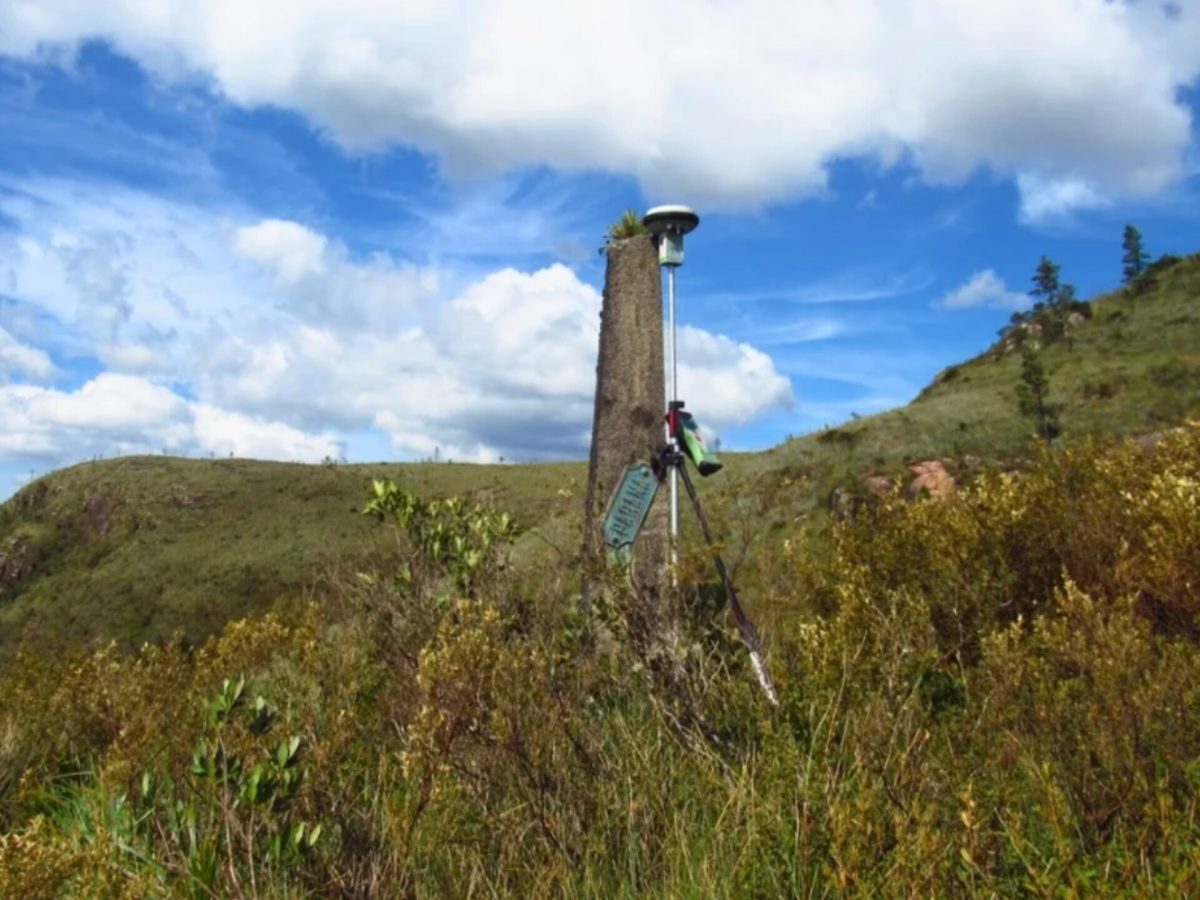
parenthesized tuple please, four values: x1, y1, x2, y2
(1016, 173, 1112, 224)
(233, 219, 328, 285)
(191, 264, 794, 461)
(232, 218, 439, 330)
(0, 0, 1196, 208)
(397, 174, 602, 264)
(0, 374, 190, 458)
(937, 269, 1029, 311)
(0, 325, 55, 382)
(438, 265, 600, 399)
(0, 373, 341, 462)
(2, 182, 254, 362)
(0, 178, 792, 469)
(676, 327, 794, 430)
(0, 177, 438, 364)
(35, 372, 185, 430)
(192, 404, 341, 460)
(98, 341, 170, 376)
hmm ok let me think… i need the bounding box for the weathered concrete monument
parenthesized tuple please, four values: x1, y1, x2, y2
(582, 233, 668, 598)
(582, 214, 777, 704)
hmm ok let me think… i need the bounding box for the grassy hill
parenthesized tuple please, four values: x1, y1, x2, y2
(0, 456, 586, 658)
(753, 250, 1199, 497)
(1, 251, 1198, 660)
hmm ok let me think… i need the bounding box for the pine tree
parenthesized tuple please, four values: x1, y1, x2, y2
(1121, 225, 1150, 285)
(1017, 346, 1060, 442)
(1030, 256, 1061, 307)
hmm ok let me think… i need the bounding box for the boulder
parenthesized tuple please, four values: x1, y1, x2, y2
(905, 460, 956, 500)
(863, 475, 895, 496)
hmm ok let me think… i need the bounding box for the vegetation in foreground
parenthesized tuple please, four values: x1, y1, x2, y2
(1, 423, 1198, 897)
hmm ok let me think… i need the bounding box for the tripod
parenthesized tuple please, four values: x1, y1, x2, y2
(653, 410, 778, 705)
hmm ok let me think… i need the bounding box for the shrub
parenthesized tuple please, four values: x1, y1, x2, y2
(363, 479, 516, 592)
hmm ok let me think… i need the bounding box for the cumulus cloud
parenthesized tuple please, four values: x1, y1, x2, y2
(191, 404, 342, 460)
(438, 265, 600, 399)
(676, 327, 794, 429)
(0, 374, 190, 459)
(231, 219, 439, 330)
(233, 219, 328, 285)
(1, 177, 438, 363)
(0, 1, 1196, 208)
(0, 178, 792, 469)
(0, 373, 341, 462)
(189, 264, 608, 460)
(937, 270, 1029, 311)
(192, 264, 793, 462)
(1016, 173, 1112, 224)
(0, 325, 55, 382)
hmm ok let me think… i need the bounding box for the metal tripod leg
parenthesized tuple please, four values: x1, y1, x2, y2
(673, 457, 778, 705)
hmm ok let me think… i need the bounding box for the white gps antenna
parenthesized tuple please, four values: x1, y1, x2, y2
(642, 204, 700, 568)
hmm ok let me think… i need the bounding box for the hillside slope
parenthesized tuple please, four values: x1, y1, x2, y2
(747, 251, 1200, 516)
(0, 456, 584, 658)
(1, 252, 1197, 659)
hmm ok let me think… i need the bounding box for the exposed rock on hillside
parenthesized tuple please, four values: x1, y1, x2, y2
(0, 537, 35, 583)
(905, 460, 956, 500)
(863, 475, 895, 496)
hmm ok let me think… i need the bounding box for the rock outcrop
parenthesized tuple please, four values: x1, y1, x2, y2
(904, 460, 956, 500)
(864, 475, 895, 496)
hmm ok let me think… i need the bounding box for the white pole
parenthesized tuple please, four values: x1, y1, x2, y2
(667, 264, 679, 570)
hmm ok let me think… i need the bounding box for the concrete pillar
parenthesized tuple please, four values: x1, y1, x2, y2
(583, 234, 668, 599)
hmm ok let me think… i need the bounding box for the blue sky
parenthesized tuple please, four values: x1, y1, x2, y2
(2, 1, 1199, 498)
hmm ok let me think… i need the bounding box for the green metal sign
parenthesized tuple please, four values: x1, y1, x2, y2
(602, 464, 659, 550)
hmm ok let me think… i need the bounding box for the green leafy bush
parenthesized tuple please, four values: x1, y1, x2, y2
(364, 478, 515, 591)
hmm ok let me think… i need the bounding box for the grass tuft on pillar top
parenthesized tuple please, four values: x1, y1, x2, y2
(606, 209, 649, 243)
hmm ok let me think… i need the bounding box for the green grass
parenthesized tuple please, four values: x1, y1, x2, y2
(0, 456, 585, 660)
(1, 252, 1198, 662)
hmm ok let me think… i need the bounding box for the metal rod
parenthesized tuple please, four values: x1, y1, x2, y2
(668, 265, 678, 412)
(667, 264, 679, 570)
